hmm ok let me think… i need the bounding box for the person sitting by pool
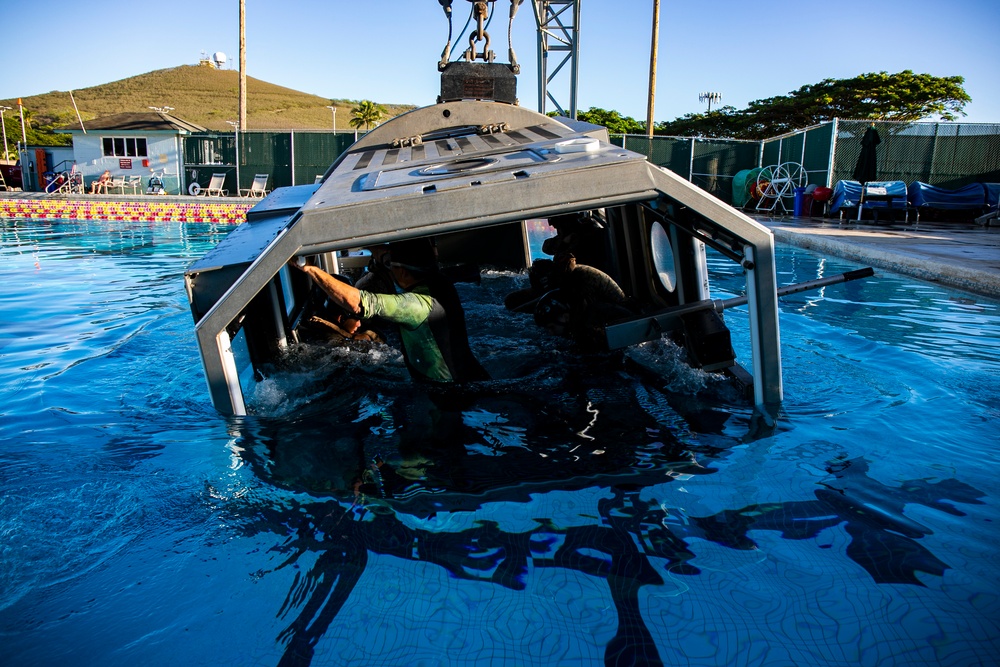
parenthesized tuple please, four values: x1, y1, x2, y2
(90, 170, 112, 194)
(290, 237, 489, 383)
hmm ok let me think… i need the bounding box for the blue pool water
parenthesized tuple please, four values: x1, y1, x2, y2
(1, 218, 998, 666)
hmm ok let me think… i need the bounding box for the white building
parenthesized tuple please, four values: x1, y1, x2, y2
(59, 112, 206, 195)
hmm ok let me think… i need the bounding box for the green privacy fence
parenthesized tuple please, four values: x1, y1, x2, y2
(614, 135, 761, 204)
(617, 120, 1000, 205)
(830, 120, 1000, 189)
(183, 130, 358, 195)
(184, 122, 1000, 205)
(761, 122, 836, 188)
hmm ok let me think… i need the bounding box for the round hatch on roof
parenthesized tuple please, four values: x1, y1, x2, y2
(419, 157, 498, 175)
(554, 137, 600, 154)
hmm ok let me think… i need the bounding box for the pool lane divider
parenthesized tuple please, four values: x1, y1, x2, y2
(0, 198, 254, 224)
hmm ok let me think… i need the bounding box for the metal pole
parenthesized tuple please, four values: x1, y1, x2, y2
(606, 268, 874, 350)
(239, 0, 247, 130)
(227, 121, 240, 194)
(930, 121, 940, 183)
(326, 106, 337, 131)
(646, 0, 660, 138)
(17, 99, 28, 190)
(289, 130, 295, 186)
(17, 98, 27, 144)
(534, 1, 546, 114)
(69, 91, 86, 134)
(827, 119, 838, 187)
(689, 137, 695, 181)
(569, 0, 580, 119)
(0, 107, 10, 160)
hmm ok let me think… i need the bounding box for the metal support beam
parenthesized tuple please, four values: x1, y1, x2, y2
(532, 0, 580, 118)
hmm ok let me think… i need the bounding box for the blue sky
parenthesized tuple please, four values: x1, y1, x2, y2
(2, 0, 998, 124)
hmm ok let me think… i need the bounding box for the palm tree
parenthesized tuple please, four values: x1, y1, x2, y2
(349, 100, 387, 132)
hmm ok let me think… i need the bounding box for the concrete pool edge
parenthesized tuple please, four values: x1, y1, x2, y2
(757, 216, 1000, 300)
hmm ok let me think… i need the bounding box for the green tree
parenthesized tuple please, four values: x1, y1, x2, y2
(575, 107, 645, 135)
(658, 71, 970, 140)
(1, 105, 72, 151)
(349, 100, 387, 132)
(655, 106, 742, 138)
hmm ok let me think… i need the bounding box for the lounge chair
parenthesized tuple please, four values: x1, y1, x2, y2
(239, 173, 270, 198)
(201, 173, 228, 197)
(108, 175, 129, 194)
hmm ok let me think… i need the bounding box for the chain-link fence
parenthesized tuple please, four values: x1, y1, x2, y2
(762, 123, 836, 188)
(184, 130, 358, 195)
(616, 120, 1000, 206)
(831, 120, 1000, 189)
(182, 122, 1000, 205)
(614, 134, 761, 204)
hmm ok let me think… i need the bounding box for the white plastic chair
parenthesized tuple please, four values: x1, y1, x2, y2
(201, 173, 228, 197)
(239, 173, 270, 198)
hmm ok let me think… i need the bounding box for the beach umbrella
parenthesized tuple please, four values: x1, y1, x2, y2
(852, 125, 880, 185)
(852, 125, 881, 220)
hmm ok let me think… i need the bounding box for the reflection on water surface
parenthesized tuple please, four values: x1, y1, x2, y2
(1, 219, 998, 666)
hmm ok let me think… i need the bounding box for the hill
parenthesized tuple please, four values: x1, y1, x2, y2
(0, 64, 416, 135)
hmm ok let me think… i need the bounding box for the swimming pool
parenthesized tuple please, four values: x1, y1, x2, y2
(1, 218, 998, 666)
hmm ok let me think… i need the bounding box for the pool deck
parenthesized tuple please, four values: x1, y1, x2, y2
(754, 215, 1000, 300)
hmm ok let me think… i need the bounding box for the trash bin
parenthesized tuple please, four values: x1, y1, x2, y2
(793, 186, 807, 216)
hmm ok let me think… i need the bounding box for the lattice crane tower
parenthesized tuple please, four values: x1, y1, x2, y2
(531, 0, 581, 118)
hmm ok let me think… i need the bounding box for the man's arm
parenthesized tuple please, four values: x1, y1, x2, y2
(291, 259, 433, 329)
(292, 261, 362, 316)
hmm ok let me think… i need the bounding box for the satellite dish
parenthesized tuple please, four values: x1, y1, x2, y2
(213, 52, 227, 68)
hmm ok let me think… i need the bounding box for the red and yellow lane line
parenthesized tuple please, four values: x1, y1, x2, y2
(0, 199, 253, 224)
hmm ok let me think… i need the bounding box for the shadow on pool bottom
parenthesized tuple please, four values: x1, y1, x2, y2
(220, 347, 985, 667)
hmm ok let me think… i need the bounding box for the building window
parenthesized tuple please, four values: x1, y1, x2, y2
(102, 137, 148, 157)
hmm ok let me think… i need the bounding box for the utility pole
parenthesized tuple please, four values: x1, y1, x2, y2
(239, 0, 247, 130)
(647, 0, 660, 138)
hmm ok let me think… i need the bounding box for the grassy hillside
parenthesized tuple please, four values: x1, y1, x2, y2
(0, 64, 416, 134)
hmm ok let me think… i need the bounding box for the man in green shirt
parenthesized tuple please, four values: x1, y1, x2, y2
(291, 238, 488, 384)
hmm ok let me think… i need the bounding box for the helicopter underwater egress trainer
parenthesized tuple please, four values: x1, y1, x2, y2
(184, 0, 872, 422)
